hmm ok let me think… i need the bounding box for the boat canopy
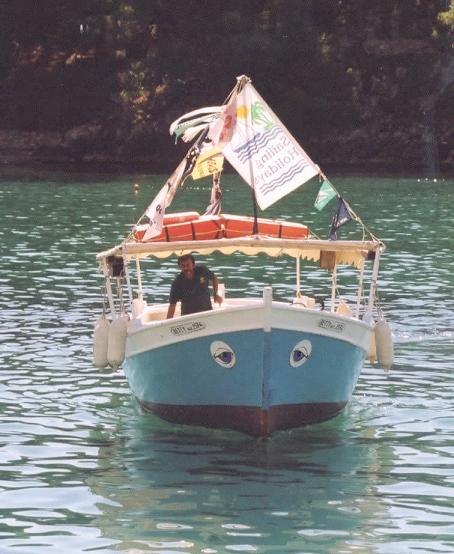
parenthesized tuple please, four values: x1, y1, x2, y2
(97, 237, 383, 268)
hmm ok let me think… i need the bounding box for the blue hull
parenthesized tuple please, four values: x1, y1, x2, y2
(124, 326, 366, 436)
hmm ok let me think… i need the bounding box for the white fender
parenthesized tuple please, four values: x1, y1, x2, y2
(93, 316, 110, 369)
(375, 318, 394, 371)
(107, 314, 128, 369)
(368, 324, 377, 364)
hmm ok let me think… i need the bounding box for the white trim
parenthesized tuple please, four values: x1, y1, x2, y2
(125, 298, 372, 358)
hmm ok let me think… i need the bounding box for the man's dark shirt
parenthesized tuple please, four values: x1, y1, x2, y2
(169, 265, 214, 315)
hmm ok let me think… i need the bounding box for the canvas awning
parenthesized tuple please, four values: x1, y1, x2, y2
(97, 236, 384, 268)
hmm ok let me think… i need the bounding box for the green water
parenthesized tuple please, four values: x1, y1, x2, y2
(1, 171, 453, 553)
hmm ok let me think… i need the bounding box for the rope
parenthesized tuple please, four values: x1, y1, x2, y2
(116, 275, 125, 315)
(102, 279, 108, 317)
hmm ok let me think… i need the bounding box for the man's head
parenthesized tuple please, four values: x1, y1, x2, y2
(178, 254, 195, 278)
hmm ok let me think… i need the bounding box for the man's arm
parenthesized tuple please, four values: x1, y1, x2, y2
(212, 274, 223, 305)
(167, 303, 176, 319)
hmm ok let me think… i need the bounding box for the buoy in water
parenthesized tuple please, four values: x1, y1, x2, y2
(107, 313, 128, 369)
(375, 318, 394, 371)
(93, 315, 110, 369)
(368, 324, 377, 364)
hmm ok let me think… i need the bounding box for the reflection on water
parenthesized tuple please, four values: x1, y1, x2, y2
(88, 412, 392, 553)
(0, 174, 453, 553)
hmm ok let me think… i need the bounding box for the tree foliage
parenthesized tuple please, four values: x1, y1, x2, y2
(0, 0, 452, 169)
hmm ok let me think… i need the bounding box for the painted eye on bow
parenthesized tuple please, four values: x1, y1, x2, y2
(290, 339, 312, 367)
(210, 340, 236, 368)
(292, 349, 308, 363)
(215, 350, 234, 364)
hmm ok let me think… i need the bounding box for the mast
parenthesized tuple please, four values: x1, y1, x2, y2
(233, 76, 259, 233)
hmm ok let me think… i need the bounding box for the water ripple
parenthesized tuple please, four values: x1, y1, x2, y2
(0, 175, 453, 553)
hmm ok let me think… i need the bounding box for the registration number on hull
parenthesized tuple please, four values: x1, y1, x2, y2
(318, 319, 345, 333)
(170, 321, 206, 336)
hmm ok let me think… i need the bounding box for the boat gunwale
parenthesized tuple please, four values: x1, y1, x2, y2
(126, 299, 373, 350)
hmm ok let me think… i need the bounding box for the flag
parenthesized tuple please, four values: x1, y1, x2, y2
(207, 94, 238, 148)
(143, 183, 169, 241)
(184, 143, 200, 176)
(315, 179, 337, 211)
(221, 82, 319, 210)
(170, 106, 222, 142)
(204, 173, 222, 215)
(142, 137, 208, 241)
(165, 158, 187, 206)
(191, 147, 224, 180)
(329, 197, 352, 240)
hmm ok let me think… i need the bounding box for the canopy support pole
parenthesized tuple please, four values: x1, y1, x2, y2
(365, 251, 381, 323)
(296, 256, 301, 297)
(123, 258, 133, 311)
(355, 261, 365, 319)
(330, 265, 337, 313)
(135, 258, 144, 301)
(251, 184, 259, 234)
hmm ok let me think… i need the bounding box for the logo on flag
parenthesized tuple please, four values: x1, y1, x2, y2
(191, 147, 224, 180)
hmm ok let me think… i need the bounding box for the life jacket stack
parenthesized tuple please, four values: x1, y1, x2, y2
(133, 212, 309, 242)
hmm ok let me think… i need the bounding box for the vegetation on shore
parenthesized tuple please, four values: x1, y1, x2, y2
(0, 0, 453, 174)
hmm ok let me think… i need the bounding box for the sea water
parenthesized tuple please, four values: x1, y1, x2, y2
(0, 171, 453, 553)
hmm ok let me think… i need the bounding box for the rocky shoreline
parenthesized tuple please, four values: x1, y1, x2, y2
(0, 127, 452, 177)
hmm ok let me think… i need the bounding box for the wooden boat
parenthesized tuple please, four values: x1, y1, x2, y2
(94, 75, 393, 437)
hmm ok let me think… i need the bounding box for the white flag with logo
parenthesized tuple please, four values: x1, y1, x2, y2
(222, 83, 319, 210)
(142, 183, 168, 241)
(142, 159, 187, 241)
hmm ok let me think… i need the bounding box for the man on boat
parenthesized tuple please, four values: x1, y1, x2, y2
(166, 254, 223, 318)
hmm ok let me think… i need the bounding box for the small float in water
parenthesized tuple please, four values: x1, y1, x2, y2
(94, 75, 393, 437)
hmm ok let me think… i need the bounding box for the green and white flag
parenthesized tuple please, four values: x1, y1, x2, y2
(314, 179, 337, 211)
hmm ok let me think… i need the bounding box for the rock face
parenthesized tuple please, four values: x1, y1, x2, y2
(0, 112, 451, 175)
(0, 130, 64, 165)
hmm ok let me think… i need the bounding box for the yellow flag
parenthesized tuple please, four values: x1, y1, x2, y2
(192, 148, 224, 180)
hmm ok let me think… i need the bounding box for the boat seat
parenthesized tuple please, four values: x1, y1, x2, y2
(292, 295, 316, 308)
(336, 301, 352, 317)
(142, 305, 181, 323)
